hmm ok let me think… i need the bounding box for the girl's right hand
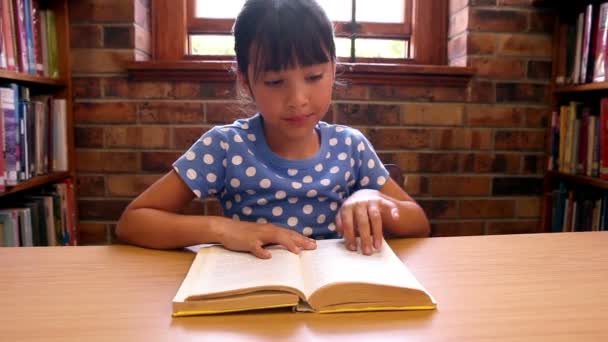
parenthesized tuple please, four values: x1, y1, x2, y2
(217, 221, 317, 259)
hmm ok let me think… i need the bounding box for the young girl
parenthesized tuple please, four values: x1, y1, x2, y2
(116, 0, 430, 258)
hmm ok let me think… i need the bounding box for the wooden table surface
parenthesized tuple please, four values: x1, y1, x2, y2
(1, 232, 607, 341)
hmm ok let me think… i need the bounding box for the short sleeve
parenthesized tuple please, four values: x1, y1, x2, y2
(352, 131, 390, 192)
(172, 128, 227, 198)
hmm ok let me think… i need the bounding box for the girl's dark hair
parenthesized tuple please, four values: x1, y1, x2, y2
(233, 0, 336, 82)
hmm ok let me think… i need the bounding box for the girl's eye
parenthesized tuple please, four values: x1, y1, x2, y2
(263, 79, 283, 87)
(307, 73, 323, 81)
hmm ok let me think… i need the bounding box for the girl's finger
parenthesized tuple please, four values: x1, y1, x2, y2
(355, 202, 372, 255)
(367, 200, 383, 250)
(339, 206, 357, 251)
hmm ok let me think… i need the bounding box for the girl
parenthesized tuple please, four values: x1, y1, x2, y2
(116, 0, 430, 258)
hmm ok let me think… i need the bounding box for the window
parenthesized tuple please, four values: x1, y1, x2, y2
(151, 0, 447, 65)
(188, 0, 413, 61)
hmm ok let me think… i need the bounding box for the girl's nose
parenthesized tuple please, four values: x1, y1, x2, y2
(286, 82, 309, 109)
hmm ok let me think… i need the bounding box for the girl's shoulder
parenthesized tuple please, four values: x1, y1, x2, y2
(204, 116, 258, 138)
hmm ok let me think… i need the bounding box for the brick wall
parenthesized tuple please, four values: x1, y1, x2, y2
(70, 0, 555, 244)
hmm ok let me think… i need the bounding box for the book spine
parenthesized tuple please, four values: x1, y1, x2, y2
(12, 0, 29, 73)
(581, 4, 593, 83)
(21, 0, 35, 74)
(1, 86, 17, 186)
(1, 0, 15, 70)
(29, 0, 41, 75)
(600, 98, 608, 179)
(594, 4, 608, 82)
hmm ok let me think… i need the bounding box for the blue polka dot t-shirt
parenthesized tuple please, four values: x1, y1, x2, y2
(173, 114, 390, 239)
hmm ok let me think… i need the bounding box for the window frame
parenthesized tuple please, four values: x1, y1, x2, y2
(152, 0, 447, 65)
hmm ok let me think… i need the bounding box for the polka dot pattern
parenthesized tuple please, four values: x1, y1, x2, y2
(172, 114, 389, 238)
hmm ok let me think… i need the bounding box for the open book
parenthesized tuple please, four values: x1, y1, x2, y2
(172, 239, 436, 316)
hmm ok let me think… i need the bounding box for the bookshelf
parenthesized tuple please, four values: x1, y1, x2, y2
(542, 0, 608, 232)
(0, 0, 76, 246)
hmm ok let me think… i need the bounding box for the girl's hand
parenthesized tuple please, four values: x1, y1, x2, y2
(217, 221, 317, 259)
(336, 189, 399, 255)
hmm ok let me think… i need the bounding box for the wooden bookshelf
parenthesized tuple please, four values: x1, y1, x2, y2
(0, 172, 71, 198)
(542, 0, 608, 232)
(554, 81, 608, 94)
(0, 0, 76, 245)
(0, 69, 66, 87)
(545, 171, 608, 191)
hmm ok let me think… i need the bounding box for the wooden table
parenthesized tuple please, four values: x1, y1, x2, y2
(1, 232, 607, 341)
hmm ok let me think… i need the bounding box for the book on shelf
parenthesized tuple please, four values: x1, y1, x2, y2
(172, 238, 436, 316)
(0, 178, 76, 246)
(550, 182, 608, 232)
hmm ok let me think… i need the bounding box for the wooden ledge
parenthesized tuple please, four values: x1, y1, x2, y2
(127, 61, 475, 87)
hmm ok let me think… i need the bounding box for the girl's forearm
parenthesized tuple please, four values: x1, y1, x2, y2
(381, 197, 431, 238)
(116, 208, 232, 249)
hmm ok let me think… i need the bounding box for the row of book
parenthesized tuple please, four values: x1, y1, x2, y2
(0, 83, 68, 192)
(550, 182, 608, 232)
(0, 0, 59, 77)
(0, 178, 76, 246)
(547, 99, 608, 178)
(555, 2, 608, 84)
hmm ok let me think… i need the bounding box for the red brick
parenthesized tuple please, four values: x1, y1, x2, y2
(72, 50, 134, 73)
(335, 104, 400, 126)
(70, 25, 102, 48)
(528, 11, 554, 34)
(74, 102, 137, 124)
(468, 57, 527, 80)
(498, 34, 552, 57)
(524, 107, 549, 127)
(369, 85, 467, 102)
(470, 9, 528, 32)
(129, 81, 174, 98)
(380, 152, 461, 173)
(467, 80, 496, 103)
(494, 130, 545, 150)
(206, 103, 249, 124)
(104, 126, 171, 149)
(486, 220, 540, 234)
(467, 105, 524, 127)
(432, 128, 493, 150)
(460, 199, 516, 218)
(174, 82, 202, 99)
(73, 77, 102, 98)
(77, 222, 109, 245)
(419, 199, 459, 219)
(76, 151, 139, 172)
(368, 128, 432, 150)
(200, 83, 236, 99)
(138, 102, 204, 124)
(468, 33, 499, 54)
(107, 174, 162, 196)
(432, 221, 485, 237)
(70, 0, 135, 23)
(496, 83, 548, 103)
(430, 176, 491, 196)
(527, 60, 552, 80)
(333, 84, 369, 100)
(75, 127, 104, 148)
(78, 199, 132, 221)
(515, 196, 541, 217)
(462, 153, 521, 173)
(77, 175, 106, 196)
(104, 26, 133, 48)
(497, 0, 534, 6)
(402, 103, 464, 126)
(173, 126, 212, 149)
(141, 152, 181, 172)
(403, 175, 429, 196)
(103, 77, 129, 97)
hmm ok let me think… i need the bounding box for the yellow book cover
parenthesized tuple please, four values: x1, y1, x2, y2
(172, 239, 436, 316)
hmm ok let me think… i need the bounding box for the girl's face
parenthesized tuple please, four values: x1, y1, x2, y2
(241, 61, 335, 143)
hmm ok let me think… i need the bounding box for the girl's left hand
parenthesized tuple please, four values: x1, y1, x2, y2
(335, 189, 399, 255)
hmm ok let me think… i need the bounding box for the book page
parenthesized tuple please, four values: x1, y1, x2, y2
(174, 245, 304, 301)
(298, 239, 427, 299)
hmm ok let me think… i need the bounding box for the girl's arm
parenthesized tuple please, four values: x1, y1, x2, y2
(116, 170, 316, 257)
